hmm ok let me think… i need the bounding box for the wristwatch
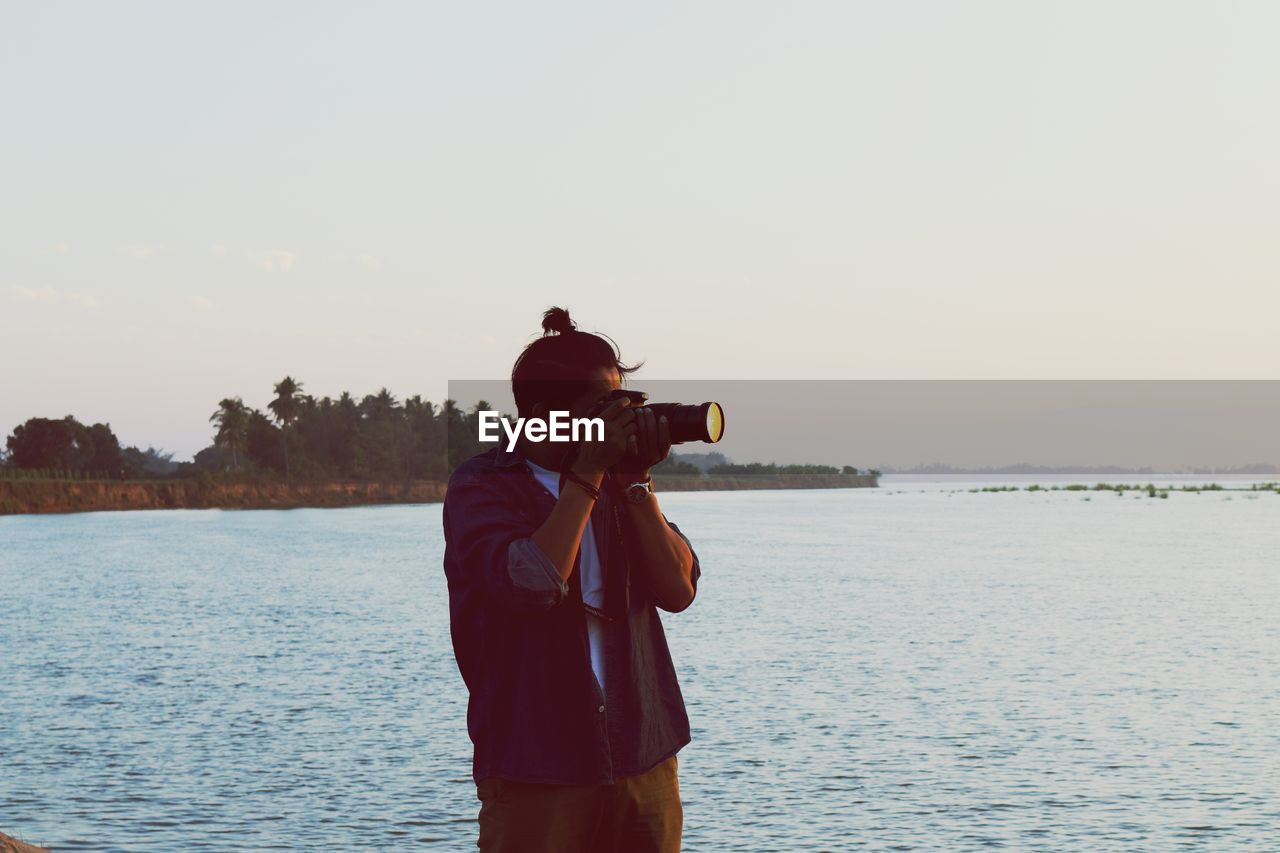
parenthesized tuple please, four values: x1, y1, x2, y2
(624, 477, 653, 504)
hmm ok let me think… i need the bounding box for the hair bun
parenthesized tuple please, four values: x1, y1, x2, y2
(541, 306, 577, 336)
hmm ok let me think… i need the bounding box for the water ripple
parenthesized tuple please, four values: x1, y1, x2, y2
(2, 489, 1278, 849)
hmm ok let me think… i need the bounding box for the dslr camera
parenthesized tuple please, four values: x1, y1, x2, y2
(598, 389, 725, 444)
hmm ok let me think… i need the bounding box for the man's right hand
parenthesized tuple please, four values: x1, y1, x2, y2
(571, 397, 637, 477)
(534, 397, 636, 583)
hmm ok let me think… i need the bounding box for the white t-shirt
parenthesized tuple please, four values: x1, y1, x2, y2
(525, 460, 606, 695)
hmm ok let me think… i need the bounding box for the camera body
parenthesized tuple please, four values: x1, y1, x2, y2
(601, 389, 725, 445)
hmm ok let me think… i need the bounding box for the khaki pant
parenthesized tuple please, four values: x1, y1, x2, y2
(476, 756, 682, 852)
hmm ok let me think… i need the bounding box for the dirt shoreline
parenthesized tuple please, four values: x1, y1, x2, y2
(0, 831, 48, 853)
(0, 475, 876, 516)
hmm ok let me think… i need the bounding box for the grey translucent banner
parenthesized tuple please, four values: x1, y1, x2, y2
(445, 380, 1279, 475)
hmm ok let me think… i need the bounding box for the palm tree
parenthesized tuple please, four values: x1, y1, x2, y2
(269, 376, 304, 481)
(361, 387, 399, 421)
(209, 397, 249, 469)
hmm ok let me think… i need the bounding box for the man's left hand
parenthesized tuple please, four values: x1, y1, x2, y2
(619, 410, 670, 475)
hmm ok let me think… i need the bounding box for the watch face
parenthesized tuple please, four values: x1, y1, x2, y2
(626, 483, 650, 503)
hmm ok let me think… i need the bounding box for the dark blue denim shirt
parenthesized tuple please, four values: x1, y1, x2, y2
(442, 443, 700, 786)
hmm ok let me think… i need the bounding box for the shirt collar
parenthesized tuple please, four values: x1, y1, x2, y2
(493, 441, 527, 468)
(493, 442, 603, 492)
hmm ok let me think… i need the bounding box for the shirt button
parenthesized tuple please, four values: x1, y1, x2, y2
(598, 705, 605, 713)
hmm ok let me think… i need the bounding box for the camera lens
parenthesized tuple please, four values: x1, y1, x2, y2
(647, 402, 725, 444)
(705, 402, 724, 443)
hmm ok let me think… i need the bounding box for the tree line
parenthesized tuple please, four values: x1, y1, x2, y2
(198, 377, 495, 481)
(701, 462, 880, 477)
(3, 376, 875, 482)
(2, 377, 494, 482)
(1, 415, 175, 480)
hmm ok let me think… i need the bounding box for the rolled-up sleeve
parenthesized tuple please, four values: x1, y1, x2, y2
(444, 472, 569, 613)
(660, 518, 701, 613)
(505, 538, 571, 609)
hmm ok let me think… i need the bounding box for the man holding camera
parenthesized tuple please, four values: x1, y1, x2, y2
(443, 309, 700, 852)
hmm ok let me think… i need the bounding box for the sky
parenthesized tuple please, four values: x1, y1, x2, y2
(3, 2, 1278, 460)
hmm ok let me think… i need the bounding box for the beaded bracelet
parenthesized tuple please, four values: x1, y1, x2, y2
(561, 469, 601, 501)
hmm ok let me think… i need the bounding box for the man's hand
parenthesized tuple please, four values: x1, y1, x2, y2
(618, 409, 671, 476)
(571, 397, 637, 477)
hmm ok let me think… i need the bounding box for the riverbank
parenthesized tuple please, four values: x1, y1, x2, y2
(0, 479, 447, 515)
(656, 473, 878, 492)
(0, 831, 47, 853)
(0, 474, 877, 515)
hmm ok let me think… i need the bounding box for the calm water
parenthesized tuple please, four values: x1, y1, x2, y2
(2, 485, 1278, 850)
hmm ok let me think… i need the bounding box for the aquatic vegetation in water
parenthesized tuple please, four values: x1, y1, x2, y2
(956, 481, 1270, 498)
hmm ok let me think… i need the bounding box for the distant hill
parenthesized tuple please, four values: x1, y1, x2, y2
(664, 451, 730, 473)
(880, 463, 1280, 476)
